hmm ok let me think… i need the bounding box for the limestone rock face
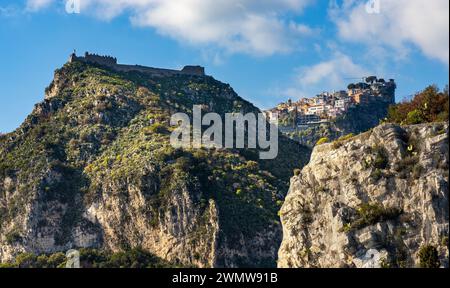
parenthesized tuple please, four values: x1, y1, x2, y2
(278, 123, 449, 268)
(82, 178, 221, 268)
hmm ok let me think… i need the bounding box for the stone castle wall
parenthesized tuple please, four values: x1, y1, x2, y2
(69, 52, 205, 77)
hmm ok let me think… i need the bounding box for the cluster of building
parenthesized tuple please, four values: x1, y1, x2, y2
(266, 76, 396, 126)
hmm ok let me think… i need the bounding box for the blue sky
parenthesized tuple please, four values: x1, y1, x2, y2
(0, 0, 448, 133)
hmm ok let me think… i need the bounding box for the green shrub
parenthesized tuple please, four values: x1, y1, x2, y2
(363, 203, 400, 222)
(412, 164, 424, 179)
(246, 161, 259, 171)
(373, 146, 389, 169)
(380, 258, 391, 268)
(371, 168, 383, 182)
(341, 203, 402, 232)
(47, 252, 67, 268)
(405, 109, 424, 125)
(341, 223, 351, 233)
(35, 255, 50, 268)
(316, 137, 329, 145)
(294, 169, 301, 176)
(418, 245, 440, 268)
(15, 253, 37, 268)
(441, 236, 449, 247)
(339, 133, 355, 141)
(5, 230, 22, 245)
(333, 133, 355, 148)
(0, 248, 183, 268)
(146, 123, 168, 135)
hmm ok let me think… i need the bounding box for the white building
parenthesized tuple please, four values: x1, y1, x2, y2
(335, 99, 346, 109)
(335, 96, 352, 111)
(264, 111, 279, 123)
(287, 106, 297, 112)
(307, 105, 325, 115)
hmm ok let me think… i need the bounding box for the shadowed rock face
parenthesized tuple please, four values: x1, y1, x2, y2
(278, 123, 449, 268)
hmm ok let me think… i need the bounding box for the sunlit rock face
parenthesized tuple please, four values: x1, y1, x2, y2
(278, 123, 449, 268)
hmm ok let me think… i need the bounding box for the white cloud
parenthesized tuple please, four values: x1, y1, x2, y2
(26, 0, 315, 56)
(284, 52, 370, 98)
(0, 6, 14, 17)
(331, 0, 449, 65)
(26, 0, 54, 11)
(1, 3, 24, 18)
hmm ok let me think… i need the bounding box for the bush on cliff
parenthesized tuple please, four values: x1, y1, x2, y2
(418, 245, 440, 268)
(387, 85, 449, 125)
(0, 248, 182, 268)
(316, 137, 329, 145)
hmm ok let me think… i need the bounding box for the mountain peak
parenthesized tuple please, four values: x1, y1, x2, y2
(0, 58, 310, 267)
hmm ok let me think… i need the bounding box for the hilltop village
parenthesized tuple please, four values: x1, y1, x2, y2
(266, 76, 396, 126)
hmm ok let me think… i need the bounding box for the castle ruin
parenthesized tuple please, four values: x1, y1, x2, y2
(68, 52, 206, 77)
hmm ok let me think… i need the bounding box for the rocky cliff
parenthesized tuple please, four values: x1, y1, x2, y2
(0, 60, 310, 267)
(278, 122, 449, 268)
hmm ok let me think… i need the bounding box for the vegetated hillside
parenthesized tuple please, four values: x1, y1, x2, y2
(278, 88, 449, 268)
(0, 61, 310, 268)
(0, 247, 183, 268)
